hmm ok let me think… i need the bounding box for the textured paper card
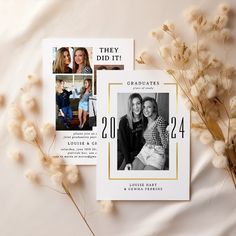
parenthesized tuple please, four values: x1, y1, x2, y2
(42, 39, 133, 165)
(97, 70, 190, 200)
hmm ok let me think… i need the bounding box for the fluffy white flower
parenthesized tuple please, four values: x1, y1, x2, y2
(7, 150, 22, 162)
(136, 50, 150, 64)
(218, 3, 231, 16)
(21, 93, 36, 111)
(100, 200, 114, 213)
(183, 6, 201, 22)
(65, 165, 79, 174)
(199, 130, 213, 144)
(206, 83, 216, 98)
(212, 155, 228, 168)
(27, 74, 41, 85)
(22, 121, 37, 142)
(50, 172, 63, 185)
(196, 77, 207, 90)
(213, 140, 226, 154)
(41, 123, 55, 137)
(163, 21, 175, 32)
(66, 172, 79, 184)
(149, 29, 164, 40)
(8, 104, 23, 120)
(220, 28, 231, 41)
(214, 15, 228, 29)
(160, 46, 171, 58)
(65, 165, 79, 184)
(7, 120, 22, 138)
(49, 157, 64, 173)
(25, 169, 39, 183)
(0, 94, 5, 107)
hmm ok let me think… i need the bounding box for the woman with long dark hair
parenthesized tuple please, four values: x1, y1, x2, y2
(132, 97, 168, 170)
(118, 93, 144, 170)
(73, 47, 92, 74)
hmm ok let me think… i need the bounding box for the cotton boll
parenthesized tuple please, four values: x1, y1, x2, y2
(212, 155, 228, 168)
(100, 200, 114, 213)
(40, 123, 55, 137)
(21, 93, 37, 111)
(8, 104, 23, 120)
(206, 83, 216, 99)
(7, 120, 22, 138)
(200, 130, 213, 144)
(213, 140, 226, 154)
(25, 169, 39, 183)
(51, 172, 63, 185)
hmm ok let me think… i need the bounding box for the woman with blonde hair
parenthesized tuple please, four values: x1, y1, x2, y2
(118, 93, 144, 170)
(73, 47, 92, 74)
(53, 47, 72, 73)
(74, 78, 92, 129)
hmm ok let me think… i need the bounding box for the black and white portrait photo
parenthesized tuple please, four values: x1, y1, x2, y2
(117, 93, 169, 171)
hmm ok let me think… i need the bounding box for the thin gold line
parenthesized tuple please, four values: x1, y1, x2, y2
(108, 83, 123, 113)
(176, 143, 179, 179)
(108, 142, 110, 179)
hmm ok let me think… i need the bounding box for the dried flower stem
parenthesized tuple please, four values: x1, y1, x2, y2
(62, 182, 95, 236)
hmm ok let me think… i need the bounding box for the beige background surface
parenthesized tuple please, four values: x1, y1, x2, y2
(0, 0, 236, 235)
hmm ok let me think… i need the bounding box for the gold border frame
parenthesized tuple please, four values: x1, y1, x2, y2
(107, 82, 179, 180)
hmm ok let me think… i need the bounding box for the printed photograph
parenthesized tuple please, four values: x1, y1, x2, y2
(117, 93, 169, 171)
(93, 64, 124, 94)
(52, 47, 93, 74)
(55, 75, 93, 131)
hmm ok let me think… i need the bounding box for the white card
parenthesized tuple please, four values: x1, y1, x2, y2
(42, 39, 133, 165)
(97, 70, 190, 200)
